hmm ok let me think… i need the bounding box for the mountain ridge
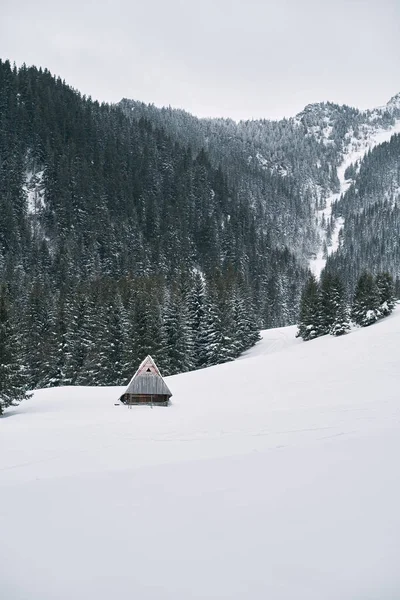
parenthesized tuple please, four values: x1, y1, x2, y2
(120, 90, 400, 278)
(119, 92, 400, 124)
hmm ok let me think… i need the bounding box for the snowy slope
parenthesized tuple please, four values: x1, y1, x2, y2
(238, 323, 300, 359)
(2, 311, 400, 599)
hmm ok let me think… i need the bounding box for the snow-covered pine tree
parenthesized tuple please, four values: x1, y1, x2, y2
(230, 293, 249, 357)
(296, 275, 321, 341)
(23, 278, 57, 389)
(186, 272, 206, 369)
(319, 272, 336, 335)
(318, 272, 350, 336)
(237, 289, 261, 351)
(162, 291, 194, 375)
(78, 286, 105, 385)
(47, 291, 69, 387)
(63, 289, 91, 385)
(329, 275, 350, 336)
(375, 272, 395, 317)
(351, 272, 381, 327)
(135, 287, 165, 370)
(0, 286, 30, 414)
(120, 289, 141, 383)
(198, 293, 228, 367)
(94, 293, 129, 385)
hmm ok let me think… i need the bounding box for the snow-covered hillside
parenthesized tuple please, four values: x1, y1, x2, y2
(310, 117, 400, 277)
(2, 311, 400, 599)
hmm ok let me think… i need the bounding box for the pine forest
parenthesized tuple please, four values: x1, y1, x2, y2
(1, 58, 400, 409)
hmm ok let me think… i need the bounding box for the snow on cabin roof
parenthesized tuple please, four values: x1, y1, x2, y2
(122, 355, 172, 397)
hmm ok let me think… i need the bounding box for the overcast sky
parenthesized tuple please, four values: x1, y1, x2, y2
(1, 0, 399, 120)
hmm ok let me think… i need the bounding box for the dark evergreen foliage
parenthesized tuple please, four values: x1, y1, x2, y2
(296, 276, 321, 341)
(2, 60, 398, 402)
(327, 134, 400, 289)
(120, 96, 400, 263)
(297, 270, 394, 341)
(375, 272, 395, 316)
(329, 277, 350, 337)
(351, 272, 381, 327)
(0, 285, 30, 413)
(0, 60, 309, 400)
(319, 272, 350, 336)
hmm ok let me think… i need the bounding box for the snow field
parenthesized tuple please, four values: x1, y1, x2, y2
(1, 310, 400, 599)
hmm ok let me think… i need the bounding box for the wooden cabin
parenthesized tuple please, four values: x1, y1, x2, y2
(119, 355, 172, 406)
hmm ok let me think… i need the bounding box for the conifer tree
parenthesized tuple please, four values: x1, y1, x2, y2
(120, 291, 140, 383)
(351, 272, 381, 327)
(375, 272, 395, 316)
(47, 291, 69, 387)
(23, 279, 57, 388)
(198, 294, 227, 366)
(234, 290, 260, 351)
(318, 272, 350, 336)
(329, 275, 350, 336)
(162, 292, 193, 375)
(63, 290, 91, 385)
(93, 293, 129, 385)
(0, 286, 30, 414)
(297, 275, 321, 341)
(134, 287, 164, 368)
(230, 294, 248, 357)
(186, 272, 206, 369)
(80, 287, 108, 385)
(319, 272, 336, 335)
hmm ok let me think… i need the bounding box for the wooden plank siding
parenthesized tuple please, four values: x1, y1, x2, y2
(122, 393, 169, 406)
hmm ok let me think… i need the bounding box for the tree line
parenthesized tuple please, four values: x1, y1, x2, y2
(0, 60, 308, 414)
(2, 60, 399, 414)
(0, 271, 261, 414)
(297, 271, 396, 341)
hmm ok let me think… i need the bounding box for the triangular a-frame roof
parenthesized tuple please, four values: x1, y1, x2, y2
(122, 355, 172, 397)
(132, 355, 162, 379)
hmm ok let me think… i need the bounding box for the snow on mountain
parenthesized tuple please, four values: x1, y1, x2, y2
(382, 92, 400, 114)
(310, 111, 400, 277)
(23, 168, 45, 216)
(2, 309, 400, 599)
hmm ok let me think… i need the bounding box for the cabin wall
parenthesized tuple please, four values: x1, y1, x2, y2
(122, 394, 169, 406)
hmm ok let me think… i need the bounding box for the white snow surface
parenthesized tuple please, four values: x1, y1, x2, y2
(310, 120, 400, 277)
(2, 311, 400, 599)
(23, 169, 45, 215)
